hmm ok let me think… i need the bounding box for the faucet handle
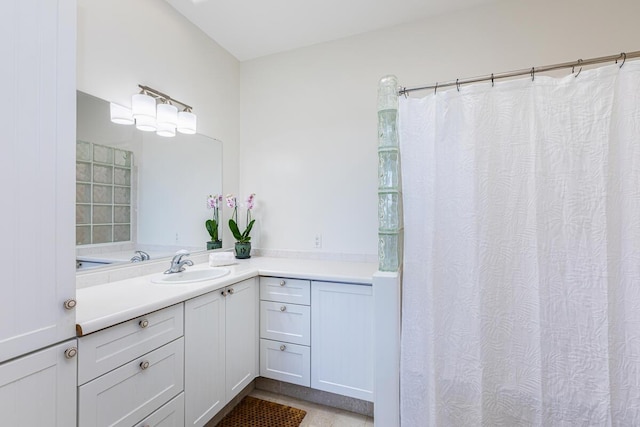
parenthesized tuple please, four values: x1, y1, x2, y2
(171, 249, 191, 266)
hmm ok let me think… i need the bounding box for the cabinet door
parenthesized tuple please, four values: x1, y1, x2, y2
(0, 340, 77, 427)
(260, 339, 310, 387)
(260, 300, 311, 346)
(78, 338, 184, 427)
(311, 281, 374, 401)
(78, 304, 184, 385)
(225, 278, 259, 400)
(0, 0, 76, 363)
(184, 291, 226, 427)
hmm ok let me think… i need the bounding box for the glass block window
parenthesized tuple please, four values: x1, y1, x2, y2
(76, 141, 133, 245)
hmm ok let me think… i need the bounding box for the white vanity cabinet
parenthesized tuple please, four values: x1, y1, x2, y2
(77, 305, 185, 427)
(0, 340, 78, 427)
(311, 281, 374, 402)
(184, 278, 258, 427)
(259, 277, 311, 387)
(259, 277, 374, 400)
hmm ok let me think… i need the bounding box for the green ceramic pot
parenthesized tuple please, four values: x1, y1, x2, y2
(234, 242, 251, 259)
(207, 240, 222, 250)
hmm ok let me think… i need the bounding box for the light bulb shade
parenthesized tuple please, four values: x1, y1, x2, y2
(156, 122, 176, 137)
(156, 103, 178, 127)
(131, 93, 156, 119)
(110, 103, 134, 125)
(135, 115, 157, 132)
(177, 111, 197, 134)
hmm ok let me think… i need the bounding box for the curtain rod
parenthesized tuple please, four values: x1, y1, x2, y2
(398, 50, 640, 96)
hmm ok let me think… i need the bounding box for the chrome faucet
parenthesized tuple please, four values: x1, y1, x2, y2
(130, 250, 150, 263)
(164, 250, 193, 274)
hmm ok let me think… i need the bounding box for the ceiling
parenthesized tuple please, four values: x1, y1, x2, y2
(164, 0, 498, 61)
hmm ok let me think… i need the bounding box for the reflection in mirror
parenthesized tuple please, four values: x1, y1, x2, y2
(76, 91, 223, 271)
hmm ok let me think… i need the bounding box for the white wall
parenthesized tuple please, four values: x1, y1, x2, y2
(77, 0, 239, 247)
(240, 0, 640, 256)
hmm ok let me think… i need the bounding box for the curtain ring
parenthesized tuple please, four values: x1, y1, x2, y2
(574, 59, 583, 78)
(434, 82, 438, 95)
(491, 73, 494, 87)
(530, 67, 535, 81)
(456, 78, 460, 92)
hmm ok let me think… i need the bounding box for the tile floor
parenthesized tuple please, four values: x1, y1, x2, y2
(249, 389, 374, 427)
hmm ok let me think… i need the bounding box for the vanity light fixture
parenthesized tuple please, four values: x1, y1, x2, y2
(109, 103, 134, 125)
(110, 85, 197, 136)
(131, 92, 156, 120)
(177, 108, 197, 134)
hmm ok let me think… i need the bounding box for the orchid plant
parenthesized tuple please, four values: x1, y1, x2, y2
(227, 193, 255, 243)
(205, 194, 223, 242)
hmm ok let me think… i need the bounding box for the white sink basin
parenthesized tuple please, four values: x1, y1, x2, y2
(151, 268, 230, 284)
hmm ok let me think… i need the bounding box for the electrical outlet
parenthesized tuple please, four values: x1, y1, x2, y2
(314, 234, 322, 249)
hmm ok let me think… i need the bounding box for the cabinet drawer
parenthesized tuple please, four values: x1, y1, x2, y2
(135, 392, 184, 427)
(260, 339, 310, 387)
(260, 301, 310, 346)
(79, 337, 184, 427)
(78, 304, 184, 385)
(260, 277, 310, 305)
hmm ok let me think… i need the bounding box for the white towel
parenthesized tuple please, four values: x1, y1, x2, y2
(209, 252, 235, 266)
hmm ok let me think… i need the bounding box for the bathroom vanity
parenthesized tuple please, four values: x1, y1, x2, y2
(74, 256, 376, 427)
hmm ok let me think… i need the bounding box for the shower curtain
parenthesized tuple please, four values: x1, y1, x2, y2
(399, 61, 640, 426)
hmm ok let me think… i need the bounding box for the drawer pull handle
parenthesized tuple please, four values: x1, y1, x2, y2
(139, 360, 150, 370)
(228, 288, 235, 295)
(280, 305, 287, 312)
(279, 280, 286, 286)
(221, 290, 227, 297)
(64, 347, 78, 359)
(280, 345, 287, 351)
(63, 299, 77, 310)
(139, 319, 149, 328)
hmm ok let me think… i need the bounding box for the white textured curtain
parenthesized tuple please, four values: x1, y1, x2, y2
(399, 61, 640, 426)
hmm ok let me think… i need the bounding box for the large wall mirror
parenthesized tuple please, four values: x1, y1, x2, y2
(76, 91, 223, 270)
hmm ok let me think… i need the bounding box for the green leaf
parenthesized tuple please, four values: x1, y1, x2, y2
(205, 219, 218, 238)
(242, 219, 255, 240)
(228, 219, 244, 241)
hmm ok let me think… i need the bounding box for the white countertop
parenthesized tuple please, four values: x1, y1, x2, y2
(76, 256, 377, 336)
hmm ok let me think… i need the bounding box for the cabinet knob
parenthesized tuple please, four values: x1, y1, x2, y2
(280, 305, 287, 312)
(63, 299, 77, 310)
(279, 280, 286, 286)
(228, 288, 235, 295)
(139, 360, 150, 370)
(64, 347, 78, 359)
(139, 319, 149, 328)
(221, 290, 227, 297)
(280, 344, 287, 351)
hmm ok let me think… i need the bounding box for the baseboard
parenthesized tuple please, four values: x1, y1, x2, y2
(254, 377, 374, 417)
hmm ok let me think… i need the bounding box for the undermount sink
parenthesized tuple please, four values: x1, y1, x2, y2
(151, 268, 230, 284)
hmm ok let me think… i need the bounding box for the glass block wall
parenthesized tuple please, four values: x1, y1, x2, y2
(377, 76, 402, 271)
(76, 141, 133, 245)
